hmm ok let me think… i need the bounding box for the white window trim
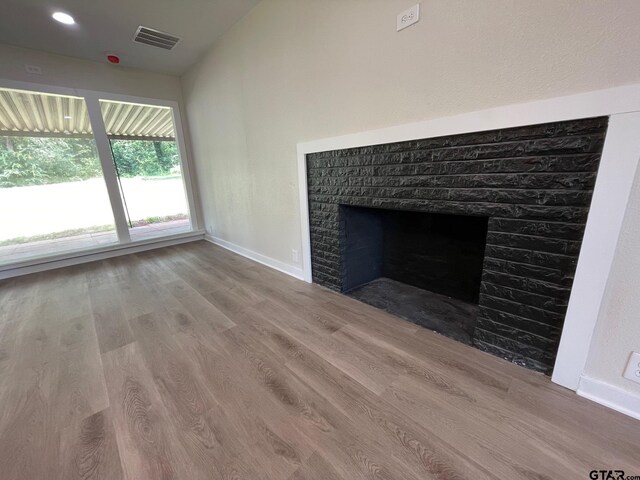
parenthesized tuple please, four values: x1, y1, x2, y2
(83, 92, 132, 243)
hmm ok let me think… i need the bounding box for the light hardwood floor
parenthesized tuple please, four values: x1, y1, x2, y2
(0, 241, 638, 479)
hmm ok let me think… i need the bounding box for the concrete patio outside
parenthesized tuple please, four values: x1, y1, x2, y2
(0, 176, 191, 265)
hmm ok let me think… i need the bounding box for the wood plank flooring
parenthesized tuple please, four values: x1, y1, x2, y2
(0, 240, 638, 479)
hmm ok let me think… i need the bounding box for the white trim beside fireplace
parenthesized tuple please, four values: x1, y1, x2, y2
(552, 112, 640, 390)
(296, 84, 640, 404)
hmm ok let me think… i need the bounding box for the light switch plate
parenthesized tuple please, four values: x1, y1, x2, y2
(397, 4, 420, 32)
(622, 351, 640, 384)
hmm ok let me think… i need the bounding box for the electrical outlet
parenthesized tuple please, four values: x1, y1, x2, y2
(24, 64, 42, 75)
(397, 4, 420, 31)
(292, 249, 299, 263)
(622, 352, 640, 384)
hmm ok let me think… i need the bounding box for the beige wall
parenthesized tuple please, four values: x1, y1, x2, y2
(584, 164, 640, 397)
(182, 0, 640, 397)
(182, 0, 640, 265)
(0, 44, 182, 100)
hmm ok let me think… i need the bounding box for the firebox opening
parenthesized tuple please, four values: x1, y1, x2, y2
(340, 205, 489, 344)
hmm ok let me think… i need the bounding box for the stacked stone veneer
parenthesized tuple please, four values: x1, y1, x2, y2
(306, 117, 608, 373)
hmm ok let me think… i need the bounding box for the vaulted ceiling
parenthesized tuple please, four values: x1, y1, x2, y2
(0, 0, 260, 75)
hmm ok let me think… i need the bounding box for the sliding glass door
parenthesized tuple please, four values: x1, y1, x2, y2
(100, 100, 191, 241)
(0, 88, 117, 264)
(0, 85, 197, 267)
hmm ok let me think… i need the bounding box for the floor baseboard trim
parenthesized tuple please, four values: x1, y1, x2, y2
(204, 234, 305, 280)
(0, 231, 205, 280)
(577, 375, 640, 421)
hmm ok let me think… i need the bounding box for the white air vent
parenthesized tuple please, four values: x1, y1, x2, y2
(133, 26, 181, 50)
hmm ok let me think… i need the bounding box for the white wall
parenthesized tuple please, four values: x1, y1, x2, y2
(0, 44, 182, 100)
(583, 163, 640, 398)
(182, 0, 640, 267)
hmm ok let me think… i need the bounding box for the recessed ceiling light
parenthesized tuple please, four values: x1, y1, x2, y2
(52, 12, 75, 25)
(63, 116, 72, 119)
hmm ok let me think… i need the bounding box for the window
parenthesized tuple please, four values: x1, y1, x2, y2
(100, 100, 191, 241)
(0, 88, 117, 264)
(0, 85, 197, 267)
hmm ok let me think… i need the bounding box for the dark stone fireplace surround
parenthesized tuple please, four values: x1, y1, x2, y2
(306, 117, 608, 373)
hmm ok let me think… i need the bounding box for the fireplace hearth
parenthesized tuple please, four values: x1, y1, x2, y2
(307, 117, 608, 374)
(341, 206, 488, 344)
(348, 278, 479, 344)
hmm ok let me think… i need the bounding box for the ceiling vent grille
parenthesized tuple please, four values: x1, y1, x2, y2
(133, 26, 181, 50)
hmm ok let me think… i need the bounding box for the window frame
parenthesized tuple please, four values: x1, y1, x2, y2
(0, 78, 203, 275)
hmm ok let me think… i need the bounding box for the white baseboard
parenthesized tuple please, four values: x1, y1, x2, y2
(204, 234, 305, 280)
(577, 375, 640, 421)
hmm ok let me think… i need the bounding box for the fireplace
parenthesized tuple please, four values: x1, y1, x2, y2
(307, 117, 608, 374)
(341, 206, 488, 343)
